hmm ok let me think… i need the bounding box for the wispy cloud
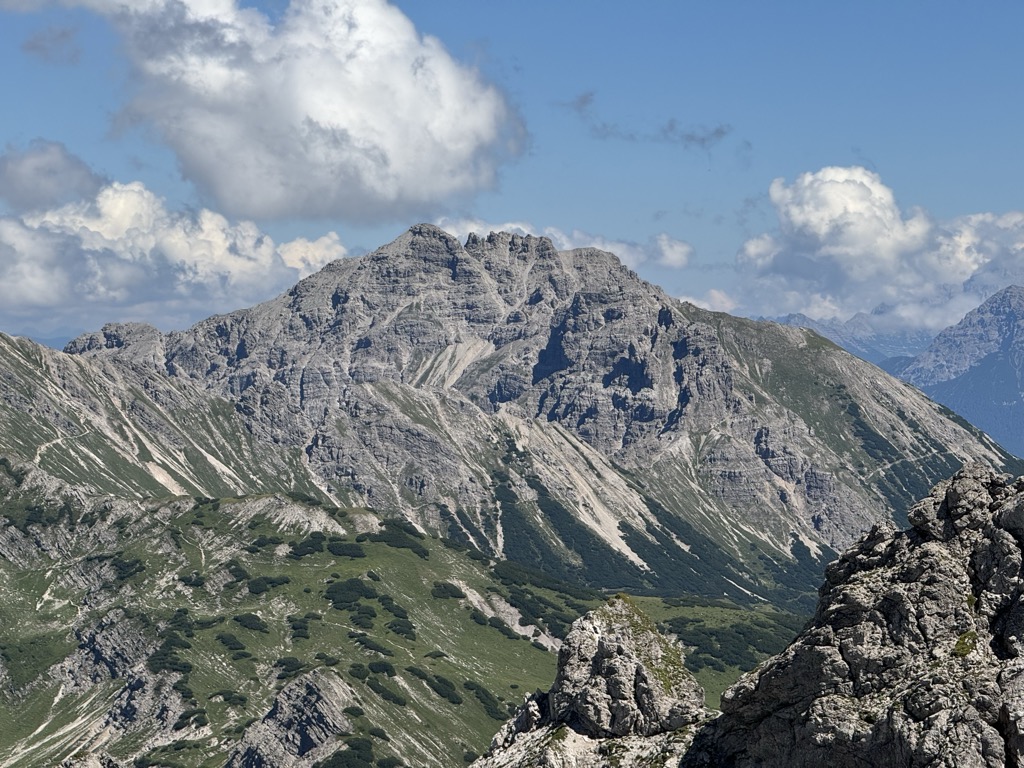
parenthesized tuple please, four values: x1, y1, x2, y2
(21, 24, 81, 64)
(565, 90, 732, 151)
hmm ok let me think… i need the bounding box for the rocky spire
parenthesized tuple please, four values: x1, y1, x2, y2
(473, 595, 707, 767)
(687, 464, 1024, 766)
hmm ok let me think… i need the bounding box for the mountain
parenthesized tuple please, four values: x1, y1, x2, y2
(2, 224, 1022, 766)
(478, 464, 1024, 767)
(902, 285, 1024, 458)
(2, 224, 1018, 610)
(775, 312, 935, 365)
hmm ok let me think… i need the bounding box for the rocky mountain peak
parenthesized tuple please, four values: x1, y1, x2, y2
(21, 224, 1021, 607)
(548, 596, 704, 738)
(903, 284, 1024, 387)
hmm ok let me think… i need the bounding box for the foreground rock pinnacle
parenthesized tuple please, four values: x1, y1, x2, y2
(474, 595, 707, 767)
(684, 463, 1024, 767)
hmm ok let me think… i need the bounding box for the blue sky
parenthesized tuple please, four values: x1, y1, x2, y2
(1, 0, 1022, 343)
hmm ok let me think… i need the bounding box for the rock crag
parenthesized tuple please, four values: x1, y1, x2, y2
(474, 596, 707, 767)
(483, 466, 1024, 767)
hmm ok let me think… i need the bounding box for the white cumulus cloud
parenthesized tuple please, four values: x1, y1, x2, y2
(679, 288, 738, 314)
(0, 177, 346, 338)
(9, 0, 522, 222)
(736, 166, 1024, 331)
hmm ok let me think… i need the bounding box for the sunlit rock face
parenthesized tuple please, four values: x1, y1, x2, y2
(55, 224, 1020, 606)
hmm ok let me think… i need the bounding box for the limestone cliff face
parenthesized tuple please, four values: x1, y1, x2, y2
(55, 224, 1020, 602)
(482, 466, 1024, 767)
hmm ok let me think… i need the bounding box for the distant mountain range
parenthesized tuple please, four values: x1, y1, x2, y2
(773, 312, 936, 365)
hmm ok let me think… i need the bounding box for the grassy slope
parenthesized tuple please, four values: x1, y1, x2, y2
(0, 485, 804, 767)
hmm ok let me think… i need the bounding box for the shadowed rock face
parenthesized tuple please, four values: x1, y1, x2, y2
(482, 466, 1024, 768)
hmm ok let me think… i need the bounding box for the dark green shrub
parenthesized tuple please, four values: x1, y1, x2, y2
(426, 674, 462, 705)
(288, 532, 326, 559)
(366, 677, 407, 706)
(232, 613, 269, 633)
(430, 581, 466, 599)
(465, 680, 506, 720)
(368, 660, 395, 676)
(248, 575, 290, 595)
(325, 579, 378, 610)
(147, 634, 192, 675)
(216, 633, 245, 651)
(178, 572, 205, 588)
(224, 559, 250, 582)
(377, 595, 408, 619)
(209, 689, 247, 706)
(353, 635, 393, 657)
(328, 540, 366, 558)
(274, 657, 304, 679)
(349, 663, 370, 680)
(386, 618, 416, 641)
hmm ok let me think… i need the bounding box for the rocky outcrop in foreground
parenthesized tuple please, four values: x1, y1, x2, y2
(482, 465, 1024, 767)
(474, 596, 707, 767)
